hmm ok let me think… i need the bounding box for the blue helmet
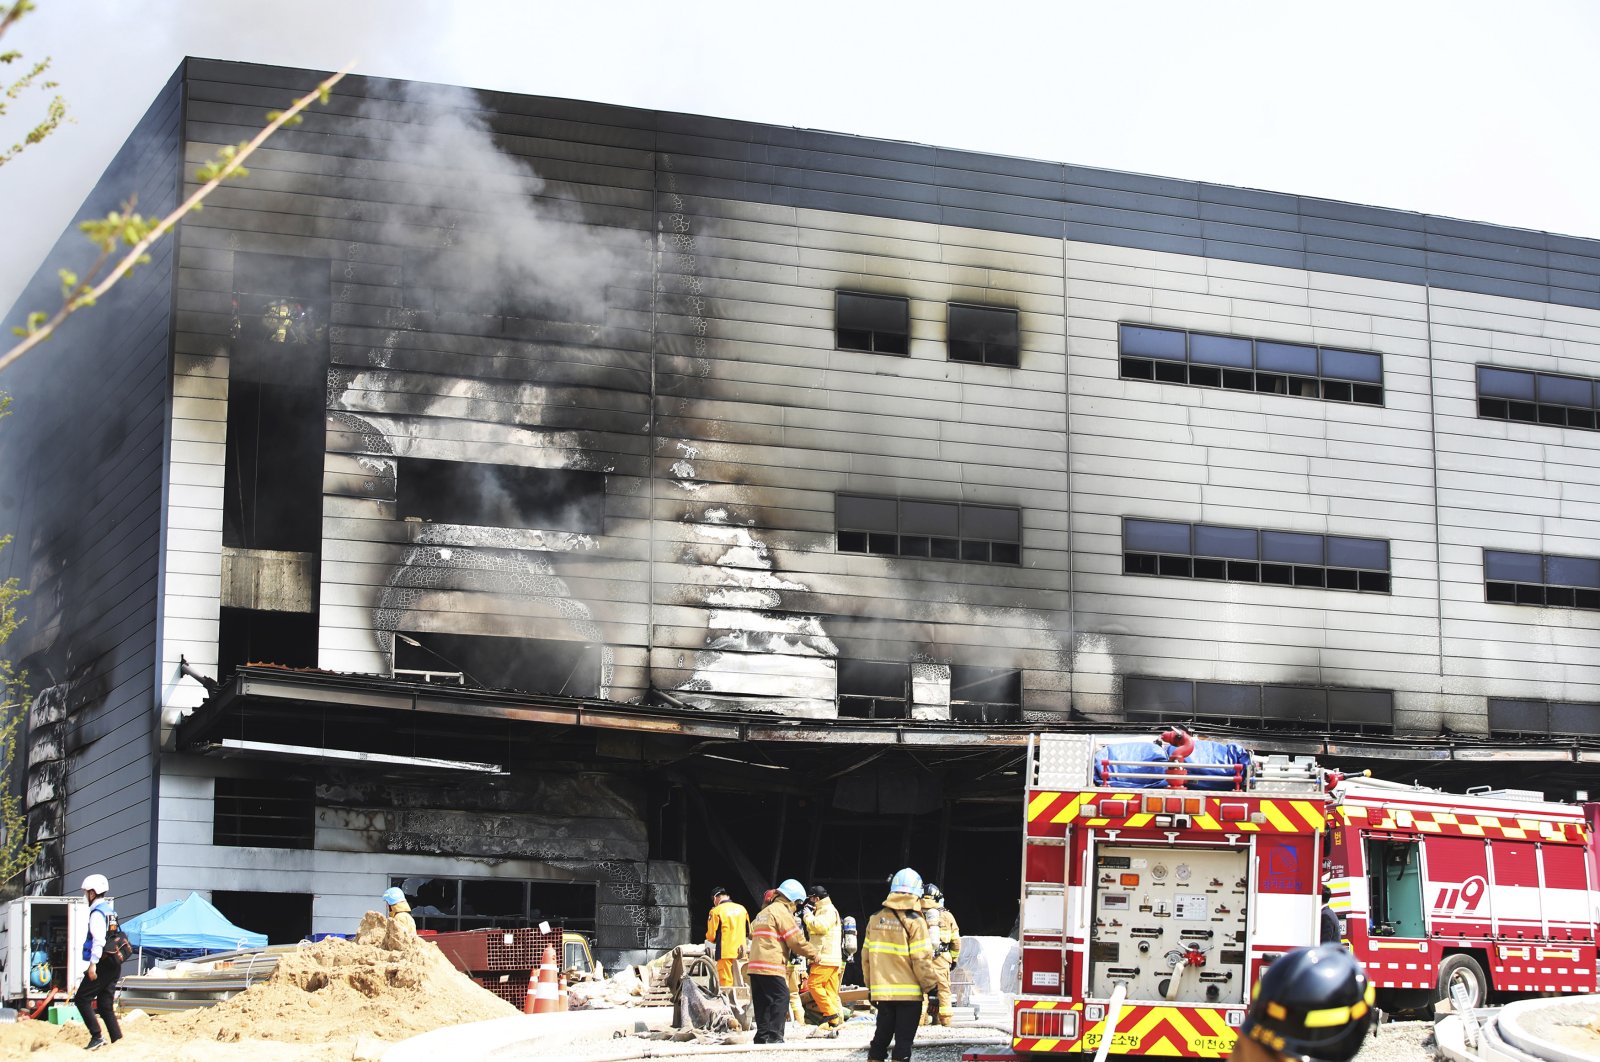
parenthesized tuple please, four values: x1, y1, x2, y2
(776, 878, 806, 902)
(382, 886, 406, 906)
(890, 868, 923, 895)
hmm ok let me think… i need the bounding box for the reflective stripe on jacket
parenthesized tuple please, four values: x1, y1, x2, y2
(802, 896, 843, 967)
(706, 900, 750, 959)
(746, 897, 817, 977)
(861, 892, 936, 1001)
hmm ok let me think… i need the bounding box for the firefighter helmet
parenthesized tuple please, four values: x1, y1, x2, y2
(889, 868, 923, 895)
(711, 885, 730, 902)
(923, 883, 944, 905)
(1241, 944, 1375, 1062)
(382, 886, 406, 907)
(776, 879, 806, 902)
(807, 884, 828, 899)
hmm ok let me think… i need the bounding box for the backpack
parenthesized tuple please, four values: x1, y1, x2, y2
(105, 913, 134, 964)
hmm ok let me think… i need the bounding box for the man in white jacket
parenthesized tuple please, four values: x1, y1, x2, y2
(74, 873, 124, 1050)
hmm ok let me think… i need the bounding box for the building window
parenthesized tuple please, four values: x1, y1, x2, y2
(837, 659, 910, 719)
(948, 304, 1019, 366)
(395, 458, 604, 533)
(393, 633, 602, 696)
(837, 495, 1021, 564)
(1477, 365, 1600, 429)
(213, 777, 315, 849)
(1125, 677, 1394, 735)
(1484, 548, 1600, 609)
(1488, 697, 1600, 738)
(391, 877, 597, 934)
(1119, 324, 1384, 405)
(837, 292, 909, 355)
(950, 666, 1021, 723)
(1123, 518, 1390, 593)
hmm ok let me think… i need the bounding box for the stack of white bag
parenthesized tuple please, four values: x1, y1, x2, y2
(951, 936, 1020, 1023)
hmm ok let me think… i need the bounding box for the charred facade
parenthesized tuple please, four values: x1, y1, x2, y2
(3, 60, 1600, 951)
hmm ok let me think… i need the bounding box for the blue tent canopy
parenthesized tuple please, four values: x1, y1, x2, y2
(121, 892, 268, 952)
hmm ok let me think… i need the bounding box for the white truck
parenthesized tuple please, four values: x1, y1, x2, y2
(0, 895, 89, 1009)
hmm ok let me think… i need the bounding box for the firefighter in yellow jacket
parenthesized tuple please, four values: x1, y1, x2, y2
(801, 884, 845, 1034)
(863, 868, 938, 1062)
(704, 886, 750, 988)
(747, 878, 819, 1044)
(920, 883, 961, 1026)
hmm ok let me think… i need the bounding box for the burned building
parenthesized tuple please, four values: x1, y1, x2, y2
(3, 59, 1599, 953)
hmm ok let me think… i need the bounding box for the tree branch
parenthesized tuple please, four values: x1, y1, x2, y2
(0, 63, 352, 372)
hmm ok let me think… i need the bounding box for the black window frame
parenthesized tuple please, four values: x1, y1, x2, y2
(1487, 697, 1600, 738)
(1483, 547, 1600, 610)
(1118, 324, 1385, 406)
(836, 291, 910, 356)
(1123, 517, 1391, 594)
(1476, 364, 1600, 430)
(837, 494, 1021, 565)
(1124, 676, 1394, 735)
(836, 659, 911, 719)
(949, 665, 1022, 723)
(213, 777, 315, 850)
(947, 303, 1020, 366)
(389, 875, 598, 935)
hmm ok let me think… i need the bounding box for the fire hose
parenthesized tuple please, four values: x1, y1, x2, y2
(1090, 981, 1129, 1062)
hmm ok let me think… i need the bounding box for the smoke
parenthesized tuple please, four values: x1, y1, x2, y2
(358, 80, 645, 328)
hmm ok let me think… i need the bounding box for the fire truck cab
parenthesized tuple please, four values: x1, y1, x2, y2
(1325, 778, 1597, 1012)
(1014, 731, 1326, 1058)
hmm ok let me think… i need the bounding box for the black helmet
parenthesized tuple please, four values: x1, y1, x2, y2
(807, 884, 828, 899)
(711, 885, 730, 902)
(1241, 945, 1375, 1062)
(923, 883, 944, 904)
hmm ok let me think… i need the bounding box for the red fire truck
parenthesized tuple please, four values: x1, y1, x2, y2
(1325, 777, 1597, 1012)
(1010, 730, 1600, 1058)
(1013, 730, 1327, 1058)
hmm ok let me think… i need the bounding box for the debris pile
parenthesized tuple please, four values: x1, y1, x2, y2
(0, 912, 517, 1060)
(567, 960, 665, 1009)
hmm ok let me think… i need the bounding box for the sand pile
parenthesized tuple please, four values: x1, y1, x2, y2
(0, 913, 517, 1060)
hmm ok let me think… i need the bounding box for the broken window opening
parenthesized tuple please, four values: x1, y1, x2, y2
(395, 457, 605, 533)
(947, 303, 1020, 366)
(949, 665, 1021, 723)
(224, 253, 329, 553)
(836, 292, 910, 356)
(391, 876, 597, 934)
(211, 890, 313, 946)
(393, 632, 601, 697)
(218, 607, 319, 681)
(837, 659, 910, 719)
(213, 776, 315, 849)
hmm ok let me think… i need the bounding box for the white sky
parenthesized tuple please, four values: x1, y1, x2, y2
(3, 0, 1599, 315)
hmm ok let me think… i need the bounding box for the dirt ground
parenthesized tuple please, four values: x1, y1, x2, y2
(0, 913, 515, 1060)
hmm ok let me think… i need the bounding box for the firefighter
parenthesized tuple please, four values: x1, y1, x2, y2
(863, 868, 938, 1062)
(919, 883, 961, 1026)
(1229, 944, 1375, 1062)
(704, 886, 750, 988)
(747, 878, 819, 1044)
(801, 884, 845, 1035)
(381, 886, 417, 949)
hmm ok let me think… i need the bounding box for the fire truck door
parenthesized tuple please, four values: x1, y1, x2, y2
(1365, 837, 1425, 938)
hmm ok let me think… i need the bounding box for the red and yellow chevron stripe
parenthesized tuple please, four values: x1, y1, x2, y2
(1338, 805, 1587, 844)
(1014, 1002, 1238, 1058)
(1027, 790, 1324, 835)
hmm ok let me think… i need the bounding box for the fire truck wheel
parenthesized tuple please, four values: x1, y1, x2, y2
(1435, 954, 1488, 1011)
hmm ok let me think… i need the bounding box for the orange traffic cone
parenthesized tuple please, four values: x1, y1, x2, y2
(558, 973, 569, 1012)
(531, 944, 559, 1014)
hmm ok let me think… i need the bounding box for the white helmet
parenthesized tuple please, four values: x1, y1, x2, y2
(81, 873, 109, 895)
